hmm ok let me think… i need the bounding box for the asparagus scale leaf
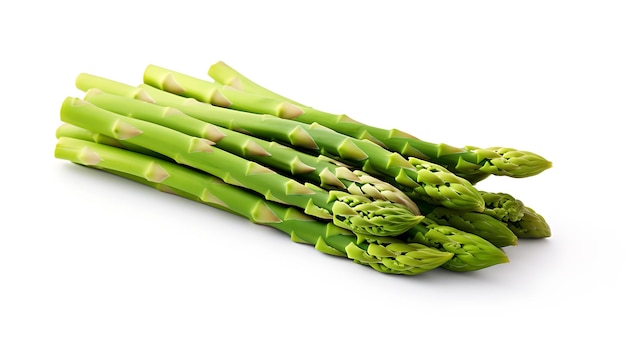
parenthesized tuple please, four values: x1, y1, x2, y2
(59, 97, 422, 237)
(55, 137, 453, 275)
(205, 61, 553, 181)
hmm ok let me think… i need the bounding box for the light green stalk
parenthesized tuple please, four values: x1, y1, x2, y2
(507, 207, 551, 239)
(59, 123, 521, 252)
(82, 89, 420, 215)
(205, 61, 552, 182)
(55, 123, 163, 159)
(60, 96, 421, 237)
(77, 72, 485, 212)
(402, 218, 509, 272)
(57, 127, 509, 271)
(55, 137, 453, 275)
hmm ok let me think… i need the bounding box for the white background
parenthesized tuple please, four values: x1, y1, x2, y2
(2, 1, 625, 350)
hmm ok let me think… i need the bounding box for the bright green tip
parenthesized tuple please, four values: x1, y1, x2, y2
(475, 147, 552, 178)
(507, 207, 552, 239)
(330, 192, 423, 237)
(346, 241, 453, 275)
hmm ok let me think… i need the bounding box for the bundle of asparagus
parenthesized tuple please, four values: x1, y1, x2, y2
(54, 61, 552, 276)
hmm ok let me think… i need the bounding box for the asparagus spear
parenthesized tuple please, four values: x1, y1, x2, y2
(421, 206, 518, 247)
(507, 207, 551, 239)
(204, 61, 552, 182)
(82, 89, 420, 215)
(60, 97, 421, 237)
(77, 72, 485, 212)
(55, 137, 453, 275)
(479, 191, 526, 222)
(402, 218, 509, 272)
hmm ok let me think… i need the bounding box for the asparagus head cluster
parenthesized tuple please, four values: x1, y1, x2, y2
(54, 61, 553, 276)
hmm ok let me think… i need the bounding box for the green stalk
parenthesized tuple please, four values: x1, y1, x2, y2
(402, 218, 509, 272)
(57, 127, 509, 271)
(77, 72, 485, 212)
(82, 89, 420, 215)
(55, 123, 163, 159)
(59, 124, 519, 252)
(205, 61, 553, 182)
(55, 137, 454, 275)
(60, 97, 421, 237)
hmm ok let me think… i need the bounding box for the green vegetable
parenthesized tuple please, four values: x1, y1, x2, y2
(205, 61, 553, 182)
(507, 207, 551, 239)
(82, 88, 420, 215)
(53, 61, 553, 276)
(60, 96, 422, 237)
(479, 191, 526, 222)
(55, 137, 454, 275)
(422, 206, 518, 247)
(402, 218, 509, 272)
(57, 125, 507, 271)
(78, 71, 486, 212)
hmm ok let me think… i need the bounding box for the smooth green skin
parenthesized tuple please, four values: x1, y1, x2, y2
(82, 89, 420, 215)
(55, 123, 164, 159)
(206, 61, 553, 182)
(507, 207, 551, 239)
(479, 191, 526, 222)
(112, 68, 485, 212)
(55, 137, 454, 275)
(60, 97, 421, 237)
(402, 218, 509, 272)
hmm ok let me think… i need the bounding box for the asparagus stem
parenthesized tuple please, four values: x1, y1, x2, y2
(206, 61, 553, 182)
(82, 89, 420, 215)
(77, 71, 486, 212)
(60, 97, 421, 237)
(55, 137, 454, 275)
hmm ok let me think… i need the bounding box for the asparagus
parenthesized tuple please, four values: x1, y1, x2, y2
(77, 72, 486, 212)
(60, 96, 422, 237)
(55, 137, 453, 275)
(422, 206, 518, 247)
(57, 126, 507, 271)
(507, 207, 551, 239)
(402, 218, 509, 272)
(59, 123, 518, 254)
(55, 123, 163, 159)
(82, 89, 420, 215)
(204, 61, 552, 182)
(479, 191, 526, 222)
